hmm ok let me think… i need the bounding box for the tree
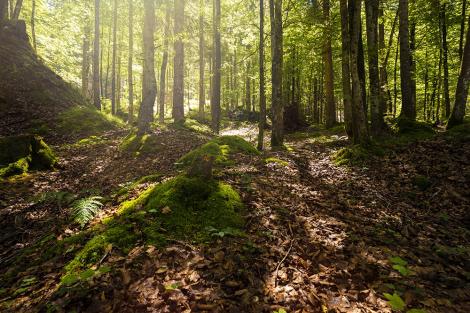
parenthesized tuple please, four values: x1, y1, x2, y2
(82, 22, 91, 98)
(128, 0, 134, 123)
(93, 0, 101, 110)
(365, 0, 383, 134)
(270, 0, 284, 147)
(398, 0, 415, 120)
(173, 0, 185, 123)
(137, 0, 157, 134)
(459, 0, 467, 61)
(211, 0, 221, 133)
(31, 0, 36, 51)
(350, 0, 369, 144)
(447, 15, 470, 128)
(340, 0, 353, 137)
(198, 0, 205, 120)
(440, 3, 450, 119)
(159, 2, 170, 123)
(12, 0, 22, 20)
(111, 0, 117, 115)
(323, 0, 336, 128)
(0, 0, 7, 23)
(257, 0, 266, 150)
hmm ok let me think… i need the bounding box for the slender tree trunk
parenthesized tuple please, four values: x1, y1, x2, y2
(159, 2, 169, 123)
(105, 20, 111, 98)
(111, 0, 118, 115)
(211, 0, 221, 133)
(410, 22, 417, 117)
(398, 0, 415, 120)
(350, 0, 370, 144)
(137, 0, 156, 134)
(245, 61, 251, 111)
(424, 49, 429, 121)
(198, 0, 205, 120)
(82, 23, 91, 98)
(393, 42, 398, 117)
(258, 0, 266, 150)
(436, 44, 443, 123)
(31, 0, 36, 51)
(117, 44, 122, 113)
(270, 0, 284, 147)
(365, 0, 383, 135)
(12, 0, 22, 20)
(448, 14, 470, 128)
(0, 0, 8, 23)
(340, 0, 353, 137)
(128, 0, 134, 123)
(323, 0, 336, 128)
(358, 22, 367, 115)
(380, 6, 398, 114)
(459, 0, 467, 61)
(173, 0, 185, 123)
(93, 0, 101, 110)
(440, 4, 451, 119)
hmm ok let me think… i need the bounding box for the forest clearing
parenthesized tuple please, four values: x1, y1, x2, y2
(0, 0, 469, 312)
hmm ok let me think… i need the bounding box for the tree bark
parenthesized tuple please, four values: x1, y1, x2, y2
(12, 0, 22, 20)
(111, 0, 118, 115)
(448, 15, 470, 128)
(258, 0, 266, 150)
(82, 23, 91, 98)
(0, 0, 7, 23)
(128, 0, 134, 123)
(270, 0, 284, 147)
(173, 0, 185, 123)
(159, 2, 170, 123)
(380, 6, 398, 114)
(358, 21, 367, 115)
(323, 0, 336, 128)
(340, 0, 353, 137)
(198, 0, 205, 120)
(137, 0, 156, 134)
(459, 0, 467, 61)
(398, 0, 415, 120)
(440, 4, 451, 119)
(93, 0, 101, 110)
(211, 0, 221, 133)
(350, 0, 370, 144)
(365, 0, 383, 135)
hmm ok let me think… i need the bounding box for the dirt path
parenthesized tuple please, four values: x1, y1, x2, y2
(0, 127, 469, 313)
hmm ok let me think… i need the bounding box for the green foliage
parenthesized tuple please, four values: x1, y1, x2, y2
(333, 144, 385, 166)
(120, 132, 161, 155)
(56, 106, 123, 136)
(114, 173, 162, 199)
(264, 157, 289, 167)
(392, 118, 435, 135)
(169, 118, 213, 135)
(389, 256, 412, 276)
(384, 292, 406, 311)
(71, 135, 108, 147)
(71, 196, 104, 228)
(177, 136, 259, 167)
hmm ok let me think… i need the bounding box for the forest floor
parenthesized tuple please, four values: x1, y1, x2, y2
(0, 122, 469, 313)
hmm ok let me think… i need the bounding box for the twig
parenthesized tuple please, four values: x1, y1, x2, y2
(273, 223, 294, 287)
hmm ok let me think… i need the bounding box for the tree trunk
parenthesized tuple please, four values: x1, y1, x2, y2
(82, 23, 91, 98)
(245, 61, 251, 111)
(380, 6, 398, 115)
(339, 0, 353, 137)
(358, 21, 367, 115)
(350, 0, 370, 144)
(128, 0, 134, 123)
(31, 0, 36, 51)
(111, 0, 118, 115)
(211, 0, 221, 133)
(270, 0, 284, 147)
(159, 2, 169, 123)
(448, 14, 470, 128)
(198, 0, 205, 120)
(398, 0, 415, 120)
(440, 4, 451, 119)
(173, 0, 185, 123)
(137, 0, 156, 134)
(393, 42, 398, 117)
(258, 0, 266, 150)
(0, 0, 7, 23)
(365, 0, 383, 135)
(12, 0, 22, 20)
(93, 0, 101, 110)
(323, 0, 336, 128)
(424, 49, 429, 121)
(459, 0, 467, 61)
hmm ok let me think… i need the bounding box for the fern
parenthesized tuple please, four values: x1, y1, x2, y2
(71, 196, 104, 227)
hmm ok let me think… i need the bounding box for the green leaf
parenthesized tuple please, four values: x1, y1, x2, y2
(79, 269, 95, 280)
(407, 309, 426, 313)
(71, 196, 104, 227)
(61, 273, 79, 286)
(384, 292, 406, 311)
(98, 265, 111, 274)
(393, 264, 412, 276)
(390, 256, 408, 266)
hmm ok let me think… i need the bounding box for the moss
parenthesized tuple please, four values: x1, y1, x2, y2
(169, 118, 212, 135)
(264, 157, 289, 167)
(120, 132, 162, 155)
(64, 175, 244, 277)
(333, 144, 385, 166)
(391, 118, 434, 135)
(0, 135, 56, 178)
(177, 136, 259, 167)
(113, 173, 162, 199)
(56, 106, 123, 135)
(71, 135, 108, 147)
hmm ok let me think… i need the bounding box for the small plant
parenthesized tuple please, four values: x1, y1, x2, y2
(384, 292, 406, 311)
(71, 196, 104, 227)
(389, 256, 412, 276)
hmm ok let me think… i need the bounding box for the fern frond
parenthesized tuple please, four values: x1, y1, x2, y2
(71, 196, 104, 227)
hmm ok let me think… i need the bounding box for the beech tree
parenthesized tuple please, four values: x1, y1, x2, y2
(173, 0, 185, 123)
(93, 0, 101, 110)
(399, 0, 415, 120)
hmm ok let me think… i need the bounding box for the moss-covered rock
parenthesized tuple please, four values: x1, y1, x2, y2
(120, 132, 162, 155)
(63, 175, 244, 278)
(56, 106, 123, 135)
(0, 135, 57, 178)
(177, 135, 259, 167)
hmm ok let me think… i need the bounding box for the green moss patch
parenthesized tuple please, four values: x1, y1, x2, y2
(169, 118, 213, 135)
(265, 157, 289, 167)
(120, 132, 162, 155)
(63, 175, 244, 278)
(177, 135, 259, 167)
(0, 135, 57, 178)
(333, 144, 385, 166)
(57, 106, 123, 135)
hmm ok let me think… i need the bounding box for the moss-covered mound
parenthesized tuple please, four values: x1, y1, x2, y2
(56, 106, 123, 136)
(0, 135, 57, 178)
(178, 135, 260, 167)
(120, 132, 161, 155)
(169, 118, 213, 135)
(333, 144, 385, 166)
(63, 175, 244, 279)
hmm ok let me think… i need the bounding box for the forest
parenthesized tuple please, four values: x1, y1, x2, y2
(0, 0, 469, 311)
